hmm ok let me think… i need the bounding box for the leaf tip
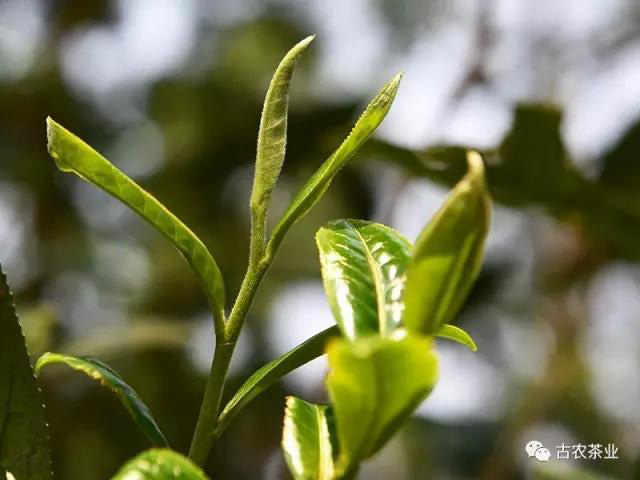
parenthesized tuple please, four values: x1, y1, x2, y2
(301, 34, 316, 45)
(391, 71, 404, 87)
(364, 72, 403, 119)
(466, 150, 484, 178)
(435, 324, 478, 352)
(383, 72, 403, 100)
(290, 34, 315, 58)
(465, 335, 478, 352)
(465, 151, 490, 199)
(45, 116, 56, 152)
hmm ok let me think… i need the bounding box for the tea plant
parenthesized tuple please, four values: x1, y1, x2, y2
(0, 36, 490, 479)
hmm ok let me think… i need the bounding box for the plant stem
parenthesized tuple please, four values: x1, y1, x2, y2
(225, 262, 268, 342)
(188, 219, 271, 466)
(188, 340, 234, 465)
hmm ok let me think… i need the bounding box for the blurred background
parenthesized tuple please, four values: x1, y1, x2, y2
(1, 0, 640, 478)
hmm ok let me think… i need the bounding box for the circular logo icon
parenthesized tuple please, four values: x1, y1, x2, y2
(525, 440, 544, 458)
(534, 447, 551, 462)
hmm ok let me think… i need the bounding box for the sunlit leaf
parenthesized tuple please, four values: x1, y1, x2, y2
(404, 151, 491, 335)
(316, 220, 411, 339)
(282, 397, 337, 480)
(435, 324, 477, 351)
(251, 36, 314, 244)
(0, 266, 52, 479)
(326, 335, 438, 475)
(111, 449, 209, 479)
(267, 74, 402, 257)
(46, 118, 226, 329)
(215, 326, 339, 437)
(36, 353, 168, 447)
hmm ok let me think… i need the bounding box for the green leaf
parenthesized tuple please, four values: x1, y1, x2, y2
(282, 397, 337, 480)
(215, 325, 339, 437)
(316, 220, 411, 339)
(46, 118, 226, 330)
(326, 335, 438, 474)
(267, 74, 403, 257)
(251, 36, 314, 244)
(0, 266, 52, 480)
(435, 324, 477, 351)
(35, 353, 168, 447)
(112, 449, 209, 479)
(404, 151, 491, 335)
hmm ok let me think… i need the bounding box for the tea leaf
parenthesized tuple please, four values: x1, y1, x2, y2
(282, 397, 336, 480)
(326, 336, 438, 474)
(215, 325, 339, 437)
(267, 74, 402, 257)
(404, 151, 491, 335)
(251, 36, 314, 244)
(0, 266, 52, 479)
(46, 118, 226, 330)
(435, 324, 477, 351)
(36, 353, 168, 447)
(112, 449, 209, 479)
(316, 220, 411, 339)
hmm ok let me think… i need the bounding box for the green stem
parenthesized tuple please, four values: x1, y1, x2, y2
(225, 210, 269, 343)
(188, 215, 271, 466)
(188, 340, 234, 465)
(225, 261, 268, 342)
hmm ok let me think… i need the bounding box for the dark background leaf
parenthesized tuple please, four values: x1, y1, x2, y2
(0, 267, 51, 479)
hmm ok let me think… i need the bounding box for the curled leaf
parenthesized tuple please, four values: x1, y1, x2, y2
(36, 353, 168, 447)
(251, 36, 314, 242)
(404, 151, 491, 335)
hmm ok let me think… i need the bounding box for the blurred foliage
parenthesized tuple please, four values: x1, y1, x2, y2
(1, 1, 640, 479)
(370, 103, 640, 269)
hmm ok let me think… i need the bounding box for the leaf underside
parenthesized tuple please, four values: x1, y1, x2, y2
(46, 118, 226, 325)
(251, 36, 314, 238)
(0, 266, 52, 480)
(111, 449, 209, 480)
(216, 325, 340, 437)
(404, 151, 491, 335)
(36, 353, 168, 447)
(316, 220, 411, 340)
(282, 396, 336, 480)
(326, 336, 438, 474)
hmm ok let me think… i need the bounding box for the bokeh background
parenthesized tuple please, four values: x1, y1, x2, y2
(2, 1, 640, 478)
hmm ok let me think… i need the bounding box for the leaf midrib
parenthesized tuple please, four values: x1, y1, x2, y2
(349, 222, 387, 336)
